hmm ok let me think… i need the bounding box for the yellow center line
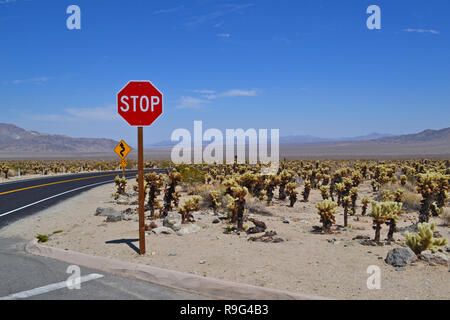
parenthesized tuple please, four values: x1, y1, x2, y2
(0, 173, 124, 196)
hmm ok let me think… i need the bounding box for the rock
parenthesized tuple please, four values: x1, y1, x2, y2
(199, 260, 206, 264)
(385, 247, 417, 267)
(395, 267, 406, 271)
(327, 238, 337, 243)
(168, 253, 177, 256)
(212, 219, 220, 224)
(152, 227, 175, 235)
(163, 212, 182, 231)
(121, 208, 136, 215)
(176, 224, 201, 236)
(115, 195, 130, 205)
(105, 211, 123, 222)
(420, 250, 449, 266)
(95, 207, 119, 217)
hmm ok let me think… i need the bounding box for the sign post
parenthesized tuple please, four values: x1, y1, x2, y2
(117, 81, 163, 255)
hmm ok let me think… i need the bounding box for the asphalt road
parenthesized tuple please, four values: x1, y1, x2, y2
(0, 238, 204, 300)
(0, 169, 164, 229)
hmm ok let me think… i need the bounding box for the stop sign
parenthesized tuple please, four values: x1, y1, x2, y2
(117, 81, 163, 126)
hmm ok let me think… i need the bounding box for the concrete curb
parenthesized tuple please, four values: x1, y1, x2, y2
(26, 239, 331, 300)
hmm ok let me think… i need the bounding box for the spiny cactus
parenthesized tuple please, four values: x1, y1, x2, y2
(342, 196, 351, 227)
(114, 176, 127, 196)
(400, 175, 407, 186)
(361, 197, 370, 216)
(302, 180, 311, 202)
(406, 222, 448, 254)
(278, 170, 294, 200)
(285, 182, 298, 207)
(416, 173, 439, 223)
(350, 187, 358, 213)
(1, 165, 10, 179)
(370, 201, 391, 244)
(316, 200, 338, 233)
(264, 175, 279, 205)
(227, 186, 248, 231)
(394, 189, 404, 203)
(206, 190, 221, 212)
(319, 186, 329, 200)
(178, 196, 201, 224)
(384, 201, 405, 242)
(144, 172, 164, 218)
(162, 170, 182, 217)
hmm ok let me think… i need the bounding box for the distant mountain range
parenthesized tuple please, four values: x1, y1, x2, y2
(0, 123, 449, 159)
(0, 123, 118, 153)
(148, 132, 394, 147)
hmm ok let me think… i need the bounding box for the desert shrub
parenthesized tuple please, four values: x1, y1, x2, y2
(36, 234, 49, 243)
(440, 207, 450, 226)
(245, 197, 273, 216)
(178, 165, 205, 187)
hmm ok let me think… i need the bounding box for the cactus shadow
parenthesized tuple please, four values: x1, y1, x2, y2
(105, 238, 140, 254)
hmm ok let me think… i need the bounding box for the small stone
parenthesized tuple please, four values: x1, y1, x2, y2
(395, 267, 406, 271)
(199, 260, 206, 264)
(151, 251, 156, 256)
(152, 227, 175, 235)
(168, 253, 176, 256)
(212, 219, 220, 224)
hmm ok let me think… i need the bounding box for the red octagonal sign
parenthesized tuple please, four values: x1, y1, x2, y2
(117, 81, 163, 126)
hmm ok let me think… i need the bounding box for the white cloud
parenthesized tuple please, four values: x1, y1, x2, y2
(0, 0, 16, 4)
(403, 28, 439, 35)
(66, 106, 119, 121)
(205, 89, 258, 99)
(186, 3, 255, 26)
(217, 33, 231, 38)
(176, 96, 210, 110)
(153, 6, 184, 15)
(8, 76, 53, 85)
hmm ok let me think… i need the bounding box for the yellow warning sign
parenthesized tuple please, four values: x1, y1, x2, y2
(114, 140, 132, 159)
(119, 159, 128, 168)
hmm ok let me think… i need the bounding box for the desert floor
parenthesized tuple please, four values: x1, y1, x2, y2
(1, 181, 449, 300)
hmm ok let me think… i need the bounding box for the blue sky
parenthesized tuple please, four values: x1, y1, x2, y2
(1, 0, 449, 146)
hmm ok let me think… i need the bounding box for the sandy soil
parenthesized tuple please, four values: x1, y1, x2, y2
(1, 181, 449, 300)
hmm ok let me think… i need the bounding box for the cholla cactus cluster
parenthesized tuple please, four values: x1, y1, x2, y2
(144, 172, 164, 218)
(114, 176, 127, 196)
(316, 200, 338, 233)
(178, 196, 202, 224)
(406, 222, 448, 254)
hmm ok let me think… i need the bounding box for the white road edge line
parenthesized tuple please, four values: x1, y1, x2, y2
(0, 273, 104, 300)
(0, 175, 134, 218)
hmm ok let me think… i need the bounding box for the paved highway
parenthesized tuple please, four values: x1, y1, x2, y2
(0, 238, 204, 300)
(0, 169, 164, 229)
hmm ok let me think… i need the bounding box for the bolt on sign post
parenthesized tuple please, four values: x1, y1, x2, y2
(114, 140, 132, 178)
(117, 81, 163, 255)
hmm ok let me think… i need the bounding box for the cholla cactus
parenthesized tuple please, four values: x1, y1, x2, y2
(394, 189, 404, 203)
(406, 222, 448, 254)
(178, 196, 202, 224)
(162, 170, 182, 217)
(144, 172, 164, 218)
(382, 190, 393, 202)
(223, 178, 238, 196)
(264, 175, 279, 205)
(350, 187, 358, 213)
(302, 180, 312, 202)
(227, 186, 248, 230)
(335, 182, 345, 205)
(285, 182, 298, 207)
(316, 200, 338, 233)
(400, 175, 407, 186)
(384, 201, 405, 242)
(416, 173, 438, 222)
(1, 165, 10, 179)
(342, 196, 351, 227)
(114, 176, 127, 196)
(319, 186, 329, 200)
(206, 190, 221, 212)
(361, 197, 370, 216)
(370, 201, 391, 244)
(278, 170, 294, 200)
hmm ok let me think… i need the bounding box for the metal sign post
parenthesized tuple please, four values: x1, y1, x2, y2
(137, 127, 145, 255)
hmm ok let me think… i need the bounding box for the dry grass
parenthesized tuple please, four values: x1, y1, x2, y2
(379, 183, 421, 212)
(440, 207, 450, 226)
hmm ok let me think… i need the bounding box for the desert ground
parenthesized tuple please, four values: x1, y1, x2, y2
(2, 178, 449, 300)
